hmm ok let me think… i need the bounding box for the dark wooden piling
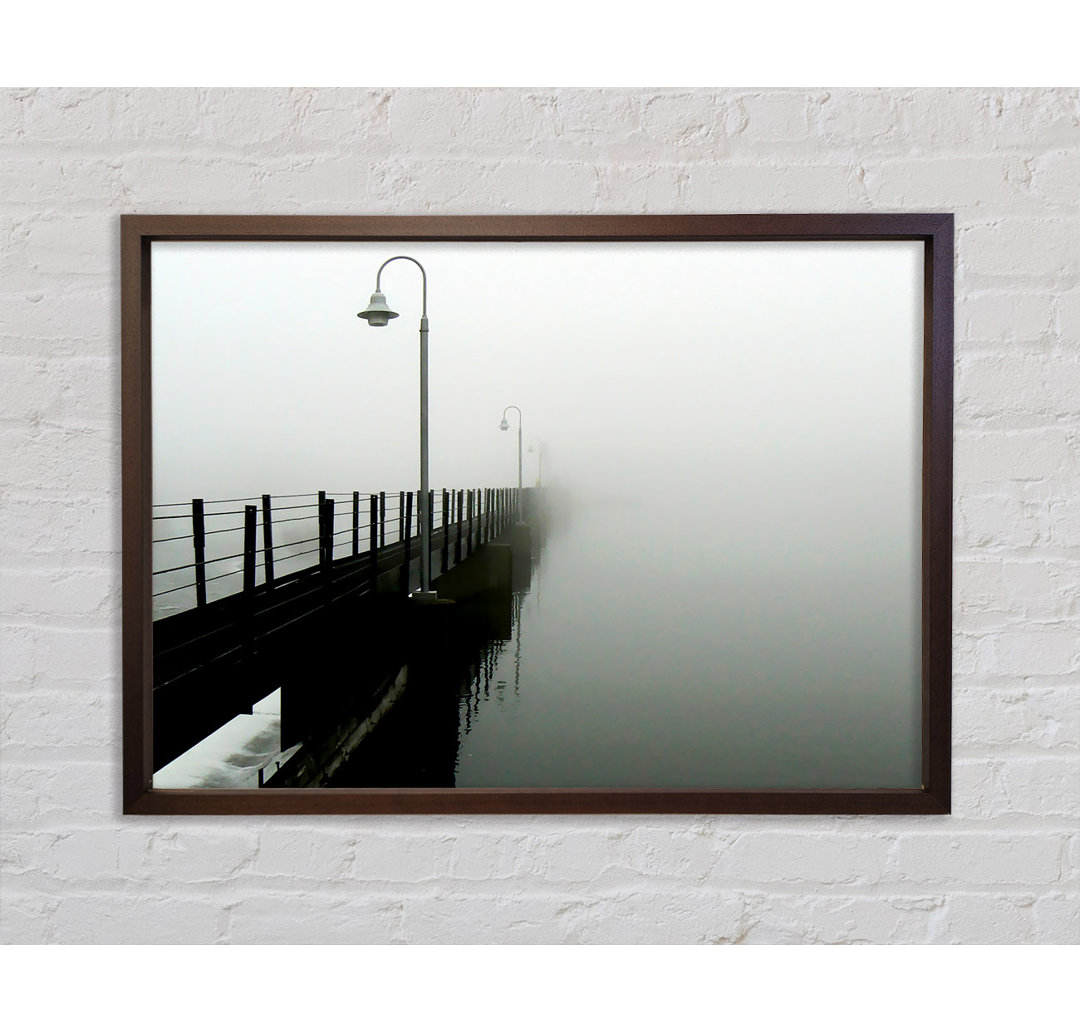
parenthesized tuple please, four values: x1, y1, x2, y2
(261, 494, 275, 588)
(192, 498, 207, 607)
(455, 489, 464, 565)
(243, 505, 257, 594)
(368, 494, 379, 588)
(319, 497, 335, 572)
(442, 489, 450, 574)
(401, 491, 413, 594)
(352, 491, 360, 557)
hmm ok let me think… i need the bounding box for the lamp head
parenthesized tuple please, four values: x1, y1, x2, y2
(357, 290, 399, 327)
(499, 418, 509, 431)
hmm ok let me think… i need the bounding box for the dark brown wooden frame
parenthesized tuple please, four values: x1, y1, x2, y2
(122, 214, 953, 815)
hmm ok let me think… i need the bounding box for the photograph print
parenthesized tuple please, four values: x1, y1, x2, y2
(124, 215, 952, 813)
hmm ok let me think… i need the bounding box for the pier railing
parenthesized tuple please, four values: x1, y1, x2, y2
(152, 487, 523, 619)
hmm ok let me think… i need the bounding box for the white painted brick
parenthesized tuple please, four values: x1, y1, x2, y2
(955, 429, 1077, 485)
(227, 892, 404, 944)
(117, 156, 263, 208)
(686, 162, 864, 210)
(3, 86, 1079, 946)
(351, 832, 455, 882)
(0, 288, 115, 349)
(3, 423, 119, 494)
(955, 686, 1080, 750)
(955, 559, 1074, 622)
(0, 495, 117, 557)
(959, 219, 1079, 288)
(738, 91, 815, 144)
(957, 353, 1080, 421)
(864, 157, 1035, 209)
(954, 757, 1080, 819)
(12, 88, 120, 145)
(937, 893, 1037, 943)
(252, 829, 356, 880)
(49, 892, 228, 944)
(1055, 288, 1080, 337)
(1048, 495, 1080, 548)
(22, 215, 114, 279)
(890, 834, 1064, 885)
(961, 291, 1055, 344)
(2, 568, 118, 620)
(814, 89, 908, 151)
(1, 159, 125, 209)
(989, 629, 1078, 677)
(1032, 893, 1080, 943)
(476, 159, 601, 212)
(468, 90, 632, 162)
(596, 165, 686, 212)
(957, 492, 1050, 550)
(714, 833, 893, 885)
(639, 92, 748, 159)
(897, 89, 1080, 152)
(0, 625, 117, 685)
(116, 830, 257, 884)
(1029, 148, 1080, 205)
(738, 893, 943, 944)
(0, 689, 114, 750)
(997, 757, 1080, 818)
(449, 832, 533, 881)
(386, 90, 477, 152)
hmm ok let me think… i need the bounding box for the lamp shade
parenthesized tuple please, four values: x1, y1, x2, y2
(357, 291, 399, 326)
(499, 419, 509, 431)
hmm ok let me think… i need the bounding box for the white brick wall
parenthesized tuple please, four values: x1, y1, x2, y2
(2, 87, 1077, 944)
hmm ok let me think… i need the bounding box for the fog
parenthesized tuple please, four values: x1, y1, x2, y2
(152, 240, 921, 504)
(152, 239, 924, 788)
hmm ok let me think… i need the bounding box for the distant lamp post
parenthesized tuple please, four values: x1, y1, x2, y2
(358, 256, 437, 602)
(499, 405, 523, 519)
(528, 441, 544, 487)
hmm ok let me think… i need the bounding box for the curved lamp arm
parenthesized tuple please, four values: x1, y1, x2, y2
(501, 404, 522, 429)
(376, 256, 427, 318)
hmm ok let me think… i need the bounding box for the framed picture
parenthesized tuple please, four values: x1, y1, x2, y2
(122, 214, 952, 814)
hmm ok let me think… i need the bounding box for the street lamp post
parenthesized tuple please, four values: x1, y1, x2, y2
(357, 256, 437, 602)
(499, 405, 523, 520)
(528, 441, 544, 487)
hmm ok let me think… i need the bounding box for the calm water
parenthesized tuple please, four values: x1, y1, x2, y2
(452, 496, 922, 790)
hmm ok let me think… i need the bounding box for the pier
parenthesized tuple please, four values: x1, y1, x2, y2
(152, 486, 537, 779)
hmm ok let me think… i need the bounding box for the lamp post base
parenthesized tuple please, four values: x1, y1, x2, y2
(409, 590, 442, 604)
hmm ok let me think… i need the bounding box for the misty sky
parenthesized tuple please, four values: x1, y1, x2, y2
(151, 239, 923, 511)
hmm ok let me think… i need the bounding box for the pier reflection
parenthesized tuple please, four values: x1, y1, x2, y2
(324, 595, 532, 788)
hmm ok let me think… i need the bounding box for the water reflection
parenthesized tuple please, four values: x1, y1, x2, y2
(329, 485, 921, 790)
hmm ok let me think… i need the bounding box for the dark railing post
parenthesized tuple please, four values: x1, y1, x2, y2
(379, 491, 386, 548)
(466, 490, 474, 557)
(243, 505, 257, 595)
(442, 489, 450, 574)
(261, 494, 274, 588)
(401, 491, 413, 594)
(192, 498, 207, 607)
(369, 493, 379, 589)
(352, 491, 360, 557)
(319, 497, 335, 572)
(398, 491, 405, 547)
(455, 489, 464, 565)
